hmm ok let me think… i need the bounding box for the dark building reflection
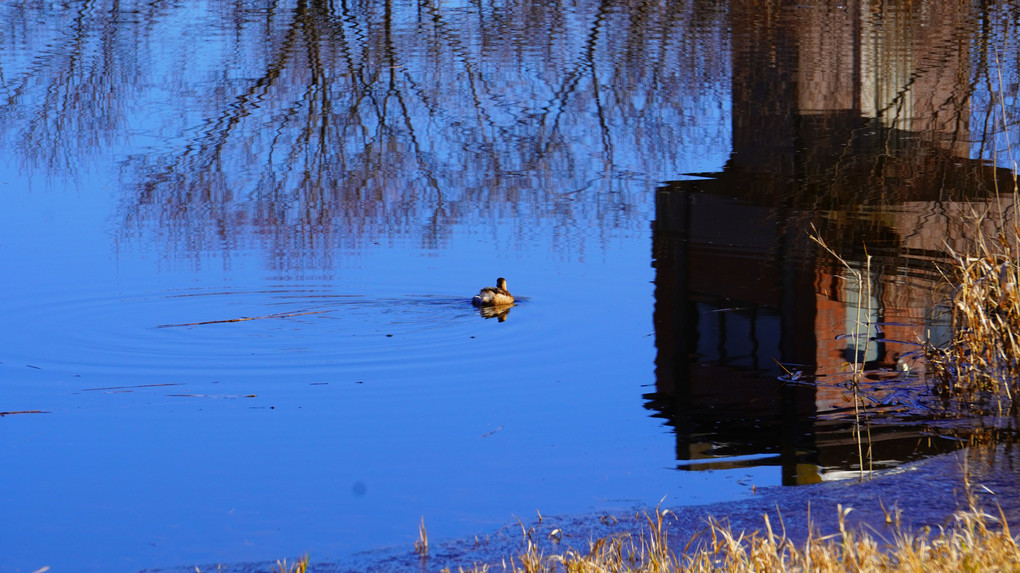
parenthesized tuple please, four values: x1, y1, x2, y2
(649, 0, 1018, 484)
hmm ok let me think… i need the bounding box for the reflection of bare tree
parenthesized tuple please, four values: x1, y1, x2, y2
(971, 2, 1020, 164)
(4, 1, 1020, 267)
(0, 0, 732, 267)
(0, 2, 145, 173)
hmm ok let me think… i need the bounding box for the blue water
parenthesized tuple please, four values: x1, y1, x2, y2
(4, 1, 1020, 571)
(0, 2, 748, 570)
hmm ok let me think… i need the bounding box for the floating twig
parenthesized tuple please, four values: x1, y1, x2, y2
(158, 310, 330, 328)
(83, 383, 181, 392)
(481, 425, 504, 438)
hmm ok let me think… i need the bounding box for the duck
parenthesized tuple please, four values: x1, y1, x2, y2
(472, 277, 514, 307)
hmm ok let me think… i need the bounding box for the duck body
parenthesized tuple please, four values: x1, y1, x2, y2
(472, 277, 514, 306)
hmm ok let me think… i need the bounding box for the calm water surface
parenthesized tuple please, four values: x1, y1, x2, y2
(1, 1, 1019, 571)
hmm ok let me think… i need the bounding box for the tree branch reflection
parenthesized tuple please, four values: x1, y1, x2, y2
(110, 0, 729, 266)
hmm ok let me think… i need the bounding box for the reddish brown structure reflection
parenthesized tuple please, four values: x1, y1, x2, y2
(649, 0, 1017, 484)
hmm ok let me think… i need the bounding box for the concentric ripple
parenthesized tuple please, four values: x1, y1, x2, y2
(2, 283, 532, 383)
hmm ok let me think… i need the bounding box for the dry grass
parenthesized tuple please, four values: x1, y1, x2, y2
(924, 209, 1020, 411)
(196, 554, 308, 573)
(416, 515, 430, 557)
(925, 66, 1020, 411)
(274, 554, 309, 573)
(443, 504, 1020, 573)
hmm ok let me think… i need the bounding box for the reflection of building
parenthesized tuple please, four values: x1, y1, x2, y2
(648, 0, 1016, 485)
(650, 157, 1015, 485)
(736, 0, 974, 164)
(649, 187, 818, 485)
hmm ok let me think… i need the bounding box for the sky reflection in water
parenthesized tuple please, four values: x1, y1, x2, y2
(0, 2, 734, 571)
(2, 1, 1020, 571)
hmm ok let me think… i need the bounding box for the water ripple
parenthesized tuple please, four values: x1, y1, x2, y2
(6, 285, 528, 382)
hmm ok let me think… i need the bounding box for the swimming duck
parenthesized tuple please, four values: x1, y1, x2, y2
(472, 277, 514, 306)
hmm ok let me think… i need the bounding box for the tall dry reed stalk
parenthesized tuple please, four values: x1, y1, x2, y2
(810, 227, 874, 479)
